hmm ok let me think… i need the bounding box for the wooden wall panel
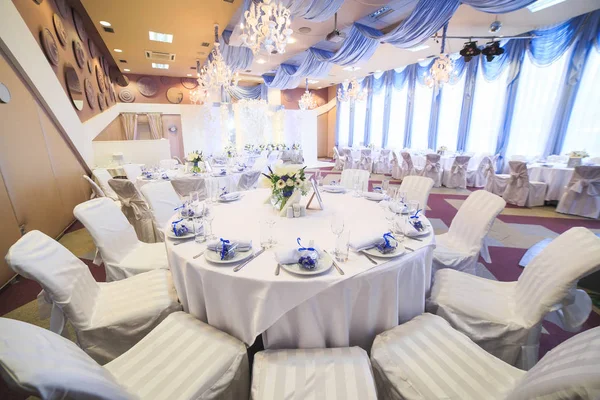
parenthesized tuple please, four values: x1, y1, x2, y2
(93, 116, 124, 141)
(162, 114, 184, 160)
(0, 171, 21, 288)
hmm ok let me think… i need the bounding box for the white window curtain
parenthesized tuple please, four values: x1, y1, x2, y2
(466, 66, 510, 155)
(387, 84, 408, 149)
(505, 48, 572, 161)
(369, 88, 386, 148)
(437, 73, 466, 151)
(352, 100, 367, 146)
(337, 101, 350, 147)
(561, 48, 600, 157)
(411, 82, 433, 150)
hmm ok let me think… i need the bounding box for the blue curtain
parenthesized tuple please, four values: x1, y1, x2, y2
(263, 49, 333, 89)
(219, 30, 254, 71)
(529, 13, 591, 66)
(456, 58, 479, 151)
(403, 65, 419, 148)
(382, 69, 408, 147)
(283, 0, 345, 22)
(223, 83, 268, 102)
(461, 0, 535, 13)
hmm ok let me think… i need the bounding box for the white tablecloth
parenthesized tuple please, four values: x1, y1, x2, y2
(412, 155, 455, 171)
(136, 170, 253, 197)
(165, 189, 435, 351)
(528, 163, 574, 201)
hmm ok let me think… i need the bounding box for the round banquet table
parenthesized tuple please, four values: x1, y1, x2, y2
(165, 188, 435, 351)
(528, 163, 574, 201)
(412, 154, 455, 171)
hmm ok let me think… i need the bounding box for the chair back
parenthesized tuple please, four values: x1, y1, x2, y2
(238, 170, 262, 191)
(400, 152, 413, 169)
(333, 147, 341, 159)
(341, 169, 369, 191)
(446, 191, 506, 255)
(0, 318, 132, 400)
(170, 176, 207, 198)
(515, 228, 600, 327)
(506, 326, 600, 400)
(380, 149, 391, 159)
(478, 156, 495, 176)
(140, 182, 182, 234)
(83, 175, 105, 198)
(425, 153, 441, 166)
(159, 159, 177, 170)
(503, 161, 530, 206)
(399, 176, 434, 215)
(5, 231, 99, 329)
(74, 198, 139, 265)
(108, 179, 150, 219)
(122, 164, 142, 183)
(172, 156, 183, 165)
(566, 166, 600, 196)
(511, 155, 528, 162)
(93, 168, 118, 201)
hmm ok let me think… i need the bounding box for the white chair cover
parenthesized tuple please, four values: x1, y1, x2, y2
(400, 152, 417, 179)
(173, 156, 183, 165)
(108, 179, 157, 243)
(502, 161, 547, 207)
(83, 175, 105, 199)
(373, 149, 392, 174)
(429, 227, 600, 368)
(341, 169, 370, 192)
(442, 155, 471, 189)
(484, 165, 510, 196)
(237, 170, 261, 191)
(467, 156, 494, 188)
(511, 155, 528, 162)
(74, 198, 169, 281)
(122, 164, 143, 183)
(398, 176, 434, 216)
(93, 168, 119, 201)
(159, 159, 178, 170)
(371, 313, 525, 400)
(342, 148, 359, 170)
(170, 176, 208, 198)
(0, 312, 250, 400)
(420, 154, 443, 187)
(432, 190, 506, 276)
(140, 181, 182, 241)
(556, 165, 600, 219)
(5, 230, 181, 364)
(390, 151, 402, 179)
(252, 347, 377, 400)
(333, 147, 346, 170)
(359, 149, 373, 172)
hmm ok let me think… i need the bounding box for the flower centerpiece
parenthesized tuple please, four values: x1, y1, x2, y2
(186, 151, 204, 173)
(266, 143, 275, 151)
(437, 145, 448, 155)
(568, 150, 589, 158)
(244, 144, 255, 153)
(292, 143, 302, 151)
(225, 144, 237, 158)
(262, 166, 309, 211)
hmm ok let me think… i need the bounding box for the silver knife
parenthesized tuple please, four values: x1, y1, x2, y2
(361, 251, 378, 265)
(234, 248, 265, 272)
(192, 251, 205, 259)
(275, 263, 281, 276)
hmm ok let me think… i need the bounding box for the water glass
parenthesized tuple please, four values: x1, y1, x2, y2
(330, 213, 345, 236)
(191, 191, 200, 205)
(335, 229, 351, 263)
(204, 203, 215, 239)
(260, 220, 273, 249)
(408, 200, 419, 215)
(382, 179, 390, 195)
(397, 191, 407, 204)
(193, 217, 205, 243)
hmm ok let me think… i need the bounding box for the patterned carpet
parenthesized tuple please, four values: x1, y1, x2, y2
(1, 165, 599, 392)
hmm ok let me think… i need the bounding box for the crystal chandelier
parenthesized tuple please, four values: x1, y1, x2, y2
(298, 78, 317, 110)
(189, 88, 208, 105)
(424, 24, 457, 90)
(337, 77, 367, 103)
(240, 0, 293, 55)
(197, 25, 240, 92)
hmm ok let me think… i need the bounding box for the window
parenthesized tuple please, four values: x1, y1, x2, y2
(352, 99, 367, 146)
(437, 72, 466, 151)
(387, 84, 408, 149)
(369, 86, 386, 148)
(410, 82, 433, 150)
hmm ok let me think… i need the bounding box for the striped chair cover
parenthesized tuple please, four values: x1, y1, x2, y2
(556, 165, 600, 219)
(429, 227, 600, 369)
(252, 347, 377, 399)
(122, 163, 143, 184)
(442, 155, 471, 189)
(0, 312, 249, 400)
(398, 176, 434, 216)
(400, 152, 417, 179)
(140, 181, 183, 241)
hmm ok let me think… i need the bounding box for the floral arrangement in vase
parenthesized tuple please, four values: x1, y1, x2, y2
(368, 143, 375, 149)
(292, 143, 302, 150)
(258, 144, 266, 151)
(186, 151, 204, 173)
(225, 144, 237, 158)
(262, 166, 308, 211)
(568, 150, 589, 158)
(244, 144, 255, 152)
(437, 145, 448, 155)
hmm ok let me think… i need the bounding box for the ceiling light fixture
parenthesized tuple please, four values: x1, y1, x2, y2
(123, 68, 130, 72)
(424, 26, 457, 90)
(298, 78, 317, 110)
(343, 66, 361, 72)
(240, 0, 293, 55)
(287, 37, 296, 44)
(197, 24, 239, 93)
(114, 48, 123, 53)
(489, 18, 502, 33)
(99, 21, 111, 27)
(527, 0, 566, 13)
(337, 77, 367, 103)
(151, 63, 169, 69)
(256, 58, 266, 64)
(187, 74, 192, 77)
(307, 79, 319, 84)
(149, 31, 173, 43)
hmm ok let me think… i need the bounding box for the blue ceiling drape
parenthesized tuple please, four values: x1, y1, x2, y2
(222, 83, 268, 102)
(218, 30, 254, 71)
(282, 0, 346, 22)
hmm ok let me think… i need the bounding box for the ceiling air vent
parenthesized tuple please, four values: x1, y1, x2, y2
(245, 69, 251, 73)
(144, 50, 176, 62)
(190, 66, 196, 70)
(103, 26, 115, 33)
(223, 0, 234, 3)
(201, 42, 210, 47)
(119, 59, 127, 63)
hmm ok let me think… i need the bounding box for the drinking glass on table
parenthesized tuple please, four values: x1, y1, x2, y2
(193, 216, 205, 243)
(384, 207, 395, 231)
(352, 175, 362, 197)
(397, 191, 407, 204)
(407, 200, 419, 215)
(335, 229, 351, 263)
(265, 207, 278, 246)
(330, 212, 345, 256)
(382, 179, 390, 195)
(204, 203, 216, 239)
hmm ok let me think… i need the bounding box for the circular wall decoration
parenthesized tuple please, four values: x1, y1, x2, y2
(65, 64, 84, 111)
(160, 76, 175, 85)
(73, 40, 86, 69)
(98, 93, 106, 110)
(109, 85, 117, 103)
(166, 87, 184, 104)
(0, 83, 11, 104)
(102, 57, 110, 76)
(168, 125, 178, 134)
(72, 9, 86, 42)
(54, 0, 69, 18)
(118, 88, 135, 103)
(84, 78, 96, 109)
(88, 38, 96, 58)
(52, 14, 67, 47)
(116, 74, 129, 87)
(96, 65, 106, 93)
(181, 77, 198, 89)
(87, 58, 93, 73)
(105, 95, 110, 107)
(40, 28, 59, 66)
(137, 76, 159, 97)
(33, 0, 43, 4)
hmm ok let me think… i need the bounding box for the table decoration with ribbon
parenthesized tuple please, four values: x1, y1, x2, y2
(171, 218, 190, 237)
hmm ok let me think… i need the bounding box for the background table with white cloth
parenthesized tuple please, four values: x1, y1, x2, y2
(166, 189, 434, 351)
(528, 163, 574, 201)
(412, 154, 455, 170)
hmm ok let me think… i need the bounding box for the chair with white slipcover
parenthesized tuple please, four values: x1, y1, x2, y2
(238, 170, 262, 191)
(373, 149, 392, 174)
(390, 151, 402, 179)
(398, 176, 434, 216)
(342, 148, 359, 170)
(358, 149, 374, 172)
(502, 161, 547, 207)
(333, 147, 346, 170)
(92, 168, 119, 201)
(74, 198, 169, 281)
(83, 175, 106, 199)
(511, 154, 528, 162)
(121, 163, 143, 183)
(442, 155, 471, 189)
(428, 227, 600, 369)
(159, 159, 178, 170)
(432, 190, 505, 277)
(170, 176, 208, 199)
(370, 312, 600, 400)
(399, 152, 417, 179)
(108, 178, 157, 243)
(420, 153, 443, 187)
(140, 181, 183, 241)
(252, 347, 377, 400)
(341, 169, 370, 192)
(0, 312, 250, 399)
(467, 156, 494, 188)
(556, 166, 600, 219)
(173, 156, 183, 165)
(484, 160, 511, 196)
(5, 230, 181, 364)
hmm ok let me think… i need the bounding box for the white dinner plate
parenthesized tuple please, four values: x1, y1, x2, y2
(322, 186, 345, 193)
(204, 249, 253, 265)
(280, 252, 333, 276)
(404, 225, 431, 237)
(166, 230, 195, 240)
(362, 244, 406, 258)
(218, 193, 243, 202)
(363, 193, 386, 201)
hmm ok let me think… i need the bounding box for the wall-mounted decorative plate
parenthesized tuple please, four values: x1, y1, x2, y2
(168, 125, 178, 133)
(54, 0, 69, 18)
(118, 88, 135, 103)
(87, 58, 93, 73)
(88, 38, 96, 59)
(0, 83, 11, 104)
(73, 40, 86, 69)
(72, 9, 86, 42)
(116, 74, 129, 87)
(102, 57, 110, 76)
(84, 78, 96, 109)
(181, 77, 198, 89)
(137, 76, 159, 97)
(109, 85, 117, 103)
(33, 0, 43, 4)
(65, 64, 84, 111)
(98, 93, 106, 111)
(52, 14, 67, 47)
(166, 87, 184, 104)
(40, 28, 59, 66)
(96, 65, 106, 93)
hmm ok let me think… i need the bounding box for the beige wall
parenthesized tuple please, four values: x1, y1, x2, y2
(326, 86, 337, 158)
(94, 115, 123, 141)
(281, 87, 329, 110)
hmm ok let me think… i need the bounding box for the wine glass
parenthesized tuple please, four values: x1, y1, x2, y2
(382, 179, 390, 195)
(204, 203, 215, 240)
(407, 200, 419, 216)
(330, 212, 345, 237)
(384, 207, 395, 231)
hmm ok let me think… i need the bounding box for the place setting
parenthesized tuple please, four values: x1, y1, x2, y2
(274, 238, 336, 277)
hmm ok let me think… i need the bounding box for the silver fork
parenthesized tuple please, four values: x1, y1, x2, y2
(275, 263, 281, 276)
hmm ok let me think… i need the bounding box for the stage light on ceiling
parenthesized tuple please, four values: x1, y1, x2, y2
(99, 21, 111, 27)
(459, 41, 481, 62)
(481, 41, 505, 62)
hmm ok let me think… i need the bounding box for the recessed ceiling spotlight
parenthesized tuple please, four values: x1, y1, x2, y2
(186, 74, 192, 77)
(343, 66, 360, 71)
(99, 21, 111, 27)
(256, 58, 266, 64)
(375, 69, 382, 73)
(407, 44, 429, 52)
(307, 79, 319, 84)
(114, 49, 123, 53)
(317, 86, 322, 89)
(287, 37, 296, 44)
(298, 27, 312, 34)
(123, 68, 130, 72)
(151, 63, 169, 69)
(149, 31, 173, 43)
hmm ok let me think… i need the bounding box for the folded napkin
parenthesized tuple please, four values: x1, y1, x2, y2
(220, 192, 241, 201)
(207, 238, 252, 252)
(212, 169, 227, 177)
(393, 219, 421, 237)
(322, 184, 345, 192)
(275, 248, 300, 264)
(171, 219, 191, 237)
(388, 201, 407, 214)
(349, 233, 385, 252)
(363, 192, 386, 201)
